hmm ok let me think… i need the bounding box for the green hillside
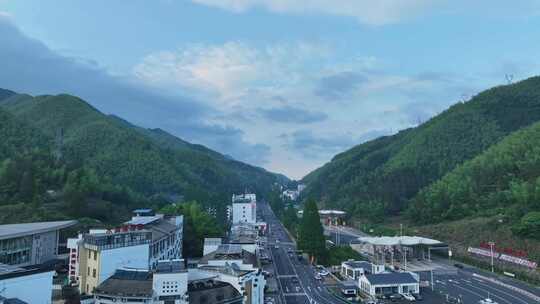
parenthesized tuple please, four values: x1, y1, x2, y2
(0, 90, 285, 224)
(409, 120, 540, 234)
(303, 76, 540, 219)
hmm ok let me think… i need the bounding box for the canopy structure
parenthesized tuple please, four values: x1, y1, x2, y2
(357, 236, 443, 247)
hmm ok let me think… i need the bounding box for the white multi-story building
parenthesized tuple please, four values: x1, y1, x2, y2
(231, 194, 257, 224)
(68, 209, 184, 294)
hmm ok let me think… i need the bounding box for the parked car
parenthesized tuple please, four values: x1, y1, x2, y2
(402, 293, 416, 301)
(389, 294, 402, 302)
(318, 269, 329, 276)
(454, 263, 464, 269)
(413, 294, 423, 301)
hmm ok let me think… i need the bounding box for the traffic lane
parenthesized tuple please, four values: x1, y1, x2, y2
(271, 247, 295, 275)
(434, 274, 537, 304)
(284, 295, 310, 304)
(280, 277, 304, 295)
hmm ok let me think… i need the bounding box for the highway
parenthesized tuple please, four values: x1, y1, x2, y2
(260, 201, 348, 304)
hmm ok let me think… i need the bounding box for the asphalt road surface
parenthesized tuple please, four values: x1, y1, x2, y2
(260, 201, 349, 304)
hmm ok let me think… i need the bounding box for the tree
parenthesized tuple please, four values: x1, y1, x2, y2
(160, 201, 223, 258)
(298, 198, 327, 264)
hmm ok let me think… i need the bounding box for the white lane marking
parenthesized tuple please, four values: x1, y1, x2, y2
(449, 281, 513, 304)
(473, 280, 530, 304)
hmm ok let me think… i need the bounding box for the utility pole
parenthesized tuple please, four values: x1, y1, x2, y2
(430, 269, 434, 291)
(400, 224, 403, 237)
(488, 241, 495, 273)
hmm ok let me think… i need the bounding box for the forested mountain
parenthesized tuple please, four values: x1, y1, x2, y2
(0, 89, 285, 224)
(302, 76, 540, 222)
(408, 120, 540, 236)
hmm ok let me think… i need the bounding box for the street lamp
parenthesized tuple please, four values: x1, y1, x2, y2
(488, 241, 495, 273)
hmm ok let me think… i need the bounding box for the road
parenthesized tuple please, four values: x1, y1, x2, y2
(260, 201, 348, 304)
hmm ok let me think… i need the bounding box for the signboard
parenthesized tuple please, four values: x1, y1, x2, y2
(468, 247, 537, 269)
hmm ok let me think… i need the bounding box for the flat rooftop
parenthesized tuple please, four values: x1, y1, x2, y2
(0, 220, 77, 240)
(357, 236, 443, 246)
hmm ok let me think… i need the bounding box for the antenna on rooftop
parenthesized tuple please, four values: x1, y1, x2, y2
(505, 74, 514, 85)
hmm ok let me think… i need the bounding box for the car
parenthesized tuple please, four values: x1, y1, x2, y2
(292, 277, 299, 284)
(274, 245, 279, 249)
(314, 274, 322, 280)
(389, 294, 402, 302)
(402, 293, 416, 301)
(413, 294, 423, 301)
(454, 263, 464, 269)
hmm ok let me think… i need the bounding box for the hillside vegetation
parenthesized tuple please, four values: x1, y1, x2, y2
(0, 90, 284, 224)
(303, 76, 540, 222)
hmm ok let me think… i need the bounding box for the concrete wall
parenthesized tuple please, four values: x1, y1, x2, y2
(0, 270, 54, 304)
(31, 230, 58, 265)
(232, 203, 256, 224)
(99, 244, 149, 283)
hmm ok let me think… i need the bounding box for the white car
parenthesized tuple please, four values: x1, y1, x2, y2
(402, 293, 416, 301)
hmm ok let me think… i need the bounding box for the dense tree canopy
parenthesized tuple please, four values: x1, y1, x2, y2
(160, 201, 223, 257)
(298, 199, 327, 263)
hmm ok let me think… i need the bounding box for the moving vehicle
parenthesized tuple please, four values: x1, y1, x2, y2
(479, 298, 498, 304)
(314, 274, 322, 280)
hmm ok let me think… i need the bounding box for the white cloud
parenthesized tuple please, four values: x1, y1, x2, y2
(133, 41, 332, 107)
(190, 0, 436, 25)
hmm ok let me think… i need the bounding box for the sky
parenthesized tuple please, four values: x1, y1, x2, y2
(1, 1, 540, 179)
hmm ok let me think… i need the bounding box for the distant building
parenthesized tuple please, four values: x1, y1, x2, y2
(231, 194, 257, 224)
(281, 189, 299, 201)
(341, 260, 384, 280)
(358, 272, 419, 297)
(0, 263, 55, 304)
(297, 209, 346, 225)
(297, 184, 306, 193)
(93, 261, 243, 304)
(227, 223, 260, 254)
(0, 220, 77, 267)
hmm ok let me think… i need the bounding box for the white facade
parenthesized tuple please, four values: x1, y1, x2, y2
(67, 234, 82, 283)
(99, 244, 150, 283)
(0, 270, 54, 304)
(232, 202, 257, 224)
(203, 238, 222, 256)
(153, 268, 189, 304)
(358, 272, 419, 297)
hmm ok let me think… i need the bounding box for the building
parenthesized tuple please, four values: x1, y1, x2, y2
(341, 260, 384, 280)
(78, 229, 152, 295)
(227, 223, 260, 254)
(198, 244, 265, 304)
(356, 236, 447, 269)
(281, 189, 299, 201)
(297, 184, 306, 193)
(203, 238, 223, 256)
(93, 261, 243, 304)
(358, 272, 419, 297)
(69, 210, 184, 293)
(0, 220, 77, 267)
(297, 209, 346, 226)
(0, 263, 55, 304)
(125, 211, 184, 268)
(231, 194, 257, 224)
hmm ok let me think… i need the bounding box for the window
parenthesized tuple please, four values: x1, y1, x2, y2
(93, 251, 97, 260)
(92, 268, 96, 278)
(87, 267, 90, 276)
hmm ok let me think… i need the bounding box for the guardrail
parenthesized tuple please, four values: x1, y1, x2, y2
(472, 273, 540, 302)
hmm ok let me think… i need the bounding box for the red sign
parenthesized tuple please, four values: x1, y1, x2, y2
(479, 242, 528, 258)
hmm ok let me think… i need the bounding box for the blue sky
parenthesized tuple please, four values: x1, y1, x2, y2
(1, 0, 540, 179)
